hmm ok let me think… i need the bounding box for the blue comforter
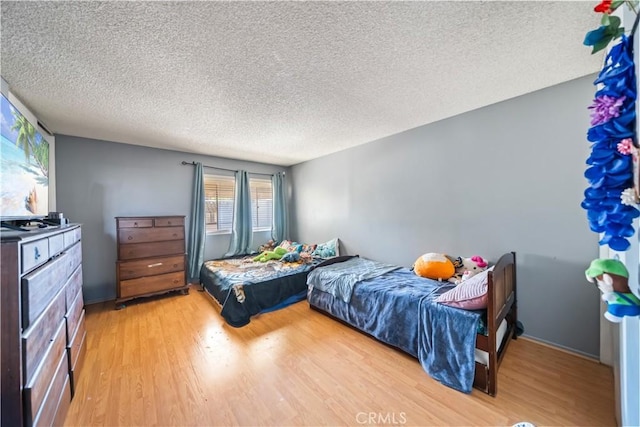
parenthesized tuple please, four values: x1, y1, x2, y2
(307, 259, 481, 393)
(306, 257, 400, 302)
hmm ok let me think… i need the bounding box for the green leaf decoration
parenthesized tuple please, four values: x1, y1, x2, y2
(611, 0, 625, 9)
(592, 35, 614, 54)
(610, 15, 621, 27)
(601, 14, 611, 25)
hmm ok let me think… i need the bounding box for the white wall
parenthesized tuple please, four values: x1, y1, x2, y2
(619, 7, 640, 425)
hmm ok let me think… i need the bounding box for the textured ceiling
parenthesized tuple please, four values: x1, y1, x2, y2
(1, 1, 601, 166)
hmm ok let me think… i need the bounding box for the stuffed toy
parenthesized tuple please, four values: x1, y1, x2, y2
(299, 252, 313, 263)
(253, 246, 287, 263)
(280, 251, 301, 263)
(585, 258, 640, 322)
(258, 239, 277, 253)
(414, 253, 455, 281)
(313, 246, 334, 258)
(448, 255, 488, 284)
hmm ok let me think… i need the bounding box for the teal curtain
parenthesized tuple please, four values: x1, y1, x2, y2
(187, 162, 205, 281)
(271, 172, 287, 244)
(225, 170, 253, 256)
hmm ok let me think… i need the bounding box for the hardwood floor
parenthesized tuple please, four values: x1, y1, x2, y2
(64, 286, 615, 426)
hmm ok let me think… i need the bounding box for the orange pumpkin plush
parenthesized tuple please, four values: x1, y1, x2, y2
(414, 253, 455, 280)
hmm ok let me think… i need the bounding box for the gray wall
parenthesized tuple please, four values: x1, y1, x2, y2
(55, 136, 285, 303)
(290, 75, 600, 357)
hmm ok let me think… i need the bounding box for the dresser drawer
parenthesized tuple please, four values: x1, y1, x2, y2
(68, 310, 87, 398)
(21, 238, 50, 274)
(118, 227, 184, 245)
(68, 310, 86, 373)
(48, 233, 65, 258)
(118, 255, 185, 280)
(65, 265, 83, 310)
(22, 252, 70, 329)
(64, 241, 82, 279)
(118, 240, 185, 260)
(154, 217, 184, 227)
(65, 291, 84, 343)
(63, 227, 81, 249)
(119, 271, 186, 298)
(23, 320, 66, 425)
(29, 351, 70, 427)
(22, 288, 66, 385)
(118, 218, 153, 228)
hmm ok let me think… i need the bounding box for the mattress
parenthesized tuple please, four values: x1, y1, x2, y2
(474, 318, 507, 366)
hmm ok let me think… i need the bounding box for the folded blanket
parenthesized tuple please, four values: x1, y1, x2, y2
(307, 257, 400, 303)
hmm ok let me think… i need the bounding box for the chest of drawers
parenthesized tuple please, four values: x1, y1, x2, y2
(1, 224, 86, 427)
(115, 216, 189, 307)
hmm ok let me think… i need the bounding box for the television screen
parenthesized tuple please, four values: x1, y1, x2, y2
(0, 93, 49, 220)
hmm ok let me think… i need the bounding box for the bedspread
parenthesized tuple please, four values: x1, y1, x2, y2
(306, 257, 400, 302)
(418, 298, 480, 393)
(308, 261, 481, 393)
(201, 256, 327, 327)
(203, 257, 320, 292)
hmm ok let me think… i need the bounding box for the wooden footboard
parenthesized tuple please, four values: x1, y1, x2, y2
(474, 251, 517, 396)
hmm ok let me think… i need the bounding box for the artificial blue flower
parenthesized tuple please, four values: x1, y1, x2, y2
(582, 35, 638, 251)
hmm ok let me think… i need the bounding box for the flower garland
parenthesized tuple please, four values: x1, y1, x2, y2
(582, 34, 638, 251)
(584, 1, 639, 53)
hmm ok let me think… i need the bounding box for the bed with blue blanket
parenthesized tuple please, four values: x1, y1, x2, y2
(200, 255, 352, 327)
(306, 252, 517, 396)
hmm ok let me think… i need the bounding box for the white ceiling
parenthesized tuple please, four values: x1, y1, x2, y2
(1, 1, 602, 166)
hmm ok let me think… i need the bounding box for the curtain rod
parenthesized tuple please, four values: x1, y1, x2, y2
(181, 161, 281, 177)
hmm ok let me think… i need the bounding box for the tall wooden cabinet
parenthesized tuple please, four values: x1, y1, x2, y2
(115, 216, 188, 308)
(1, 224, 86, 427)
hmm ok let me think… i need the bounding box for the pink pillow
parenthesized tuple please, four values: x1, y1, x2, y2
(436, 266, 493, 310)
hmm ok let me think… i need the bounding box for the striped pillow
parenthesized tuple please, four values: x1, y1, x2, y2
(436, 266, 494, 310)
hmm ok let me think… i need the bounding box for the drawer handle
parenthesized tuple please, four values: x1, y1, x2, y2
(34, 247, 41, 260)
(128, 236, 133, 240)
(148, 262, 163, 268)
(173, 233, 177, 237)
(134, 222, 138, 227)
(173, 264, 178, 268)
(167, 221, 172, 225)
(173, 279, 179, 284)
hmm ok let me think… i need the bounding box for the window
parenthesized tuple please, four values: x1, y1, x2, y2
(250, 178, 272, 231)
(203, 174, 273, 233)
(204, 174, 234, 233)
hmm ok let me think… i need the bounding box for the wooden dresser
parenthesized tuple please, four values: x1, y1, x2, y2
(0, 224, 86, 427)
(115, 216, 189, 308)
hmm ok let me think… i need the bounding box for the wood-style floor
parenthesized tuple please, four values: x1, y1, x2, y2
(64, 285, 615, 426)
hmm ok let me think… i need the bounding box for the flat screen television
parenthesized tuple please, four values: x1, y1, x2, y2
(0, 92, 50, 224)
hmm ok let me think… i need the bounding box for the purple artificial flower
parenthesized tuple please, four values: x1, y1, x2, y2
(589, 95, 626, 126)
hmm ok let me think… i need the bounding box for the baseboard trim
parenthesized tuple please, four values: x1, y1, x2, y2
(519, 335, 600, 362)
